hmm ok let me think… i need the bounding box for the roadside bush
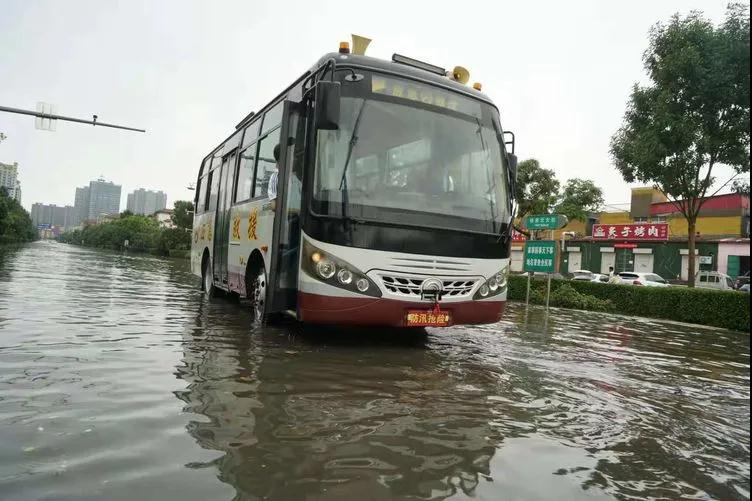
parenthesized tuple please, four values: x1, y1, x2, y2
(549, 283, 613, 312)
(157, 228, 191, 253)
(60, 215, 191, 257)
(508, 274, 749, 331)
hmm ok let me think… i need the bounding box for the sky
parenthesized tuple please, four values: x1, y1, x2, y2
(0, 0, 741, 212)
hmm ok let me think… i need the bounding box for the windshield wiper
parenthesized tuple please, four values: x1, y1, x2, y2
(338, 100, 367, 228)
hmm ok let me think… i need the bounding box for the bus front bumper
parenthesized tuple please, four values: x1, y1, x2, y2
(298, 292, 505, 327)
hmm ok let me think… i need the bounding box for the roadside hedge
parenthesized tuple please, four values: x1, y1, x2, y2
(508, 274, 750, 332)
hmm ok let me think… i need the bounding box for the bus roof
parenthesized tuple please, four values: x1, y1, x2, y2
(200, 51, 499, 177)
(311, 52, 496, 107)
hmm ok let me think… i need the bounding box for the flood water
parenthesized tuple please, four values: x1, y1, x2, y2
(0, 241, 749, 501)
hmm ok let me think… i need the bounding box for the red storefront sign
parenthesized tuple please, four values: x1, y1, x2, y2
(592, 223, 669, 241)
(614, 243, 637, 249)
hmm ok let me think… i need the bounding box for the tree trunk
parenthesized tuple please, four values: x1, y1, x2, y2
(687, 219, 697, 287)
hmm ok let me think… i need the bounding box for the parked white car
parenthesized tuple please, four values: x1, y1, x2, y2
(696, 271, 735, 291)
(571, 270, 609, 283)
(616, 272, 670, 287)
(571, 270, 595, 281)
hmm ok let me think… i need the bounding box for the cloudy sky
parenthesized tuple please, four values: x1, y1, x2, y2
(0, 0, 737, 211)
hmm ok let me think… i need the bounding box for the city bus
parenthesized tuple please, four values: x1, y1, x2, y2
(191, 40, 517, 327)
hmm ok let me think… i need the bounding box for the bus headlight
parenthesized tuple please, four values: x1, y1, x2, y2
(302, 240, 381, 298)
(356, 278, 370, 292)
(474, 265, 509, 300)
(316, 259, 336, 279)
(337, 269, 353, 285)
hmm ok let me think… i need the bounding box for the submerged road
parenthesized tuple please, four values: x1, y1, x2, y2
(0, 241, 749, 500)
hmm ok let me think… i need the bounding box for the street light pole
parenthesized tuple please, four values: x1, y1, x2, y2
(0, 105, 145, 133)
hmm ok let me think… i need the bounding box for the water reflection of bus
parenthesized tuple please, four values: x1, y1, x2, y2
(177, 310, 501, 499)
(191, 39, 517, 327)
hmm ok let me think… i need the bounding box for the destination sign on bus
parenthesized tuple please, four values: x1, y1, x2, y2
(372, 75, 481, 117)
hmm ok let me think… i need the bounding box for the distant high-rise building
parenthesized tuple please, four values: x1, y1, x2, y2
(0, 161, 21, 202)
(31, 203, 75, 229)
(126, 188, 167, 215)
(74, 186, 90, 225)
(73, 178, 121, 222)
(88, 178, 121, 220)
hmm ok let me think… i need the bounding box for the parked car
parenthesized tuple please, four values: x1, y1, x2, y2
(531, 272, 566, 281)
(571, 270, 595, 281)
(616, 272, 670, 287)
(739, 283, 750, 293)
(734, 271, 750, 290)
(592, 273, 609, 283)
(571, 271, 609, 283)
(696, 271, 735, 291)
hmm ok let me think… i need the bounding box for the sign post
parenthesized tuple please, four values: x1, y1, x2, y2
(523, 240, 557, 273)
(523, 214, 569, 231)
(523, 239, 557, 313)
(522, 214, 567, 318)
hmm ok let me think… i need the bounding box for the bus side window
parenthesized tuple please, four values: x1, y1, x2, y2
(261, 101, 283, 134)
(254, 128, 281, 198)
(203, 171, 213, 211)
(224, 153, 237, 207)
(207, 170, 220, 211)
(195, 176, 204, 214)
(236, 145, 256, 203)
(241, 120, 260, 149)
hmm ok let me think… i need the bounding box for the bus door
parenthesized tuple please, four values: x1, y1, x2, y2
(213, 151, 236, 287)
(266, 101, 304, 316)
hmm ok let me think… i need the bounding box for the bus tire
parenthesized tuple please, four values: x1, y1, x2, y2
(246, 263, 267, 324)
(202, 253, 214, 298)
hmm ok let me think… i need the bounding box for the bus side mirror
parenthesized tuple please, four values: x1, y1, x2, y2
(508, 153, 518, 193)
(314, 81, 341, 130)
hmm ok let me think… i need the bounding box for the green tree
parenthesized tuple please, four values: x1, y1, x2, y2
(119, 210, 134, 218)
(171, 200, 194, 231)
(514, 159, 560, 235)
(556, 178, 604, 223)
(610, 5, 750, 286)
(0, 187, 36, 243)
(732, 179, 749, 198)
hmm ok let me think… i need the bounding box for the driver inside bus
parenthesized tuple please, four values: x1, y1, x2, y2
(267, 143, 301, 212)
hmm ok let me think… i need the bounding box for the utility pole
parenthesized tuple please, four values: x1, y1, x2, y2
(0, 105, 145, 133)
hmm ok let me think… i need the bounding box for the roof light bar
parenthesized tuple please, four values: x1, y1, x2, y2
(391, 54, 445, 76)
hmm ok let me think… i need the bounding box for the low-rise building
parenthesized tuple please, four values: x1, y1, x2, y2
(512, 188, 750, 281)
(153, 209, 174, 228)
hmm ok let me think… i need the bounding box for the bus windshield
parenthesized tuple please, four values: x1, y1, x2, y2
(312, 78, 511, 235)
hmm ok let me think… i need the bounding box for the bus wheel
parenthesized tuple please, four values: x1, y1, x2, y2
(247, 266, 266, 324)
(202, 257, 214, 298)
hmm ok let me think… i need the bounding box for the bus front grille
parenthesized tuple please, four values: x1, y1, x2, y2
(379, 274, 478, 299)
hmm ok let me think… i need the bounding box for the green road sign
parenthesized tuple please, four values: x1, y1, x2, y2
(523, 214, 568, 230)
(524, 240, 557, 273)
